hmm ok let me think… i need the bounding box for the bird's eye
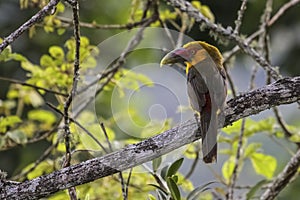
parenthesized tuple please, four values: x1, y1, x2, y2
(190, 50, 196, 55)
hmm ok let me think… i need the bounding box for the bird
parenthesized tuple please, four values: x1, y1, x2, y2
(160, 41, 227, 163)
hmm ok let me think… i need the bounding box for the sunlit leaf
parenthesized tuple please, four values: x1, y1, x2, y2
(28, 109, 56, 125)
(250, 153, 277, 179)
(289, 133, 300, 143)
(0, 116, 22, 133)
(40, 55, 55, 68)
(222, 119, 243, 135)
(49, 46, 64, 60)
(244, 143, 262, 157)
(57, 28, 66, 35)
(222, 156, 235, 183)
(26, 159, 54, 179)
(148, 194, 156, 200)
(191, 1, 215, 22)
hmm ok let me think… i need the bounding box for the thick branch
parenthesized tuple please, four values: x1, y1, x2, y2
(0, 76, 299, 199)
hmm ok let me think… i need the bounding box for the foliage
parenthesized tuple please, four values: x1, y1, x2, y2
(0, 0, 300, 199)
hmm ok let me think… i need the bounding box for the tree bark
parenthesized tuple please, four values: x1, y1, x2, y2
(1, 76, 299, 199)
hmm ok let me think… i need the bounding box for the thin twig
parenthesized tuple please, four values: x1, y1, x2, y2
(273, 107, 300, 148)
(125, 168, 133, 198)
(269, 136, 295, 156)
(260, 149, 300, 200)
(11, 139, 59, 181)
(249, 65, 258, 90)
(226, 51, 259, 198)
(1, 76, 300, 199)
(160, 21, 176, 49)
(100, 123, 113, 152)
(223, 29, 263, 63)
(142, 163, 168, 192)
(233, 0, 248, 34)
(73, 73, 116, 120)
(0, 77, 68, 97)
(223, 63, 237, 98)
(223, 0, 299, 63)
(46, 102, 108, 154)
(62, 0, 81, 169)
(0, 0, 60, 53)
(63, 2, 81, 198)
(73, 15, 158, 118)
(226, 118, 246, 200)
(57, 16, 151, 30)
(165, 0, 281, 80)
(100, 123, 127, 200)
(0, 119, 60, 151)
(268, 0, 300, 26)
(176, 12, 188, 47)
(184, 150, 199, 179)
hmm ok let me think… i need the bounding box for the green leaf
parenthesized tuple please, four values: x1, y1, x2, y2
(172, 175, 178, 183)
(21, 60, 40, 73)
(44, 25, 54, 33)
(166, 158, 184, 177)
(187, 181, 217, 200)
(40, 55, 55, 68)
(191, 1, 215, 22)
(289, 133, 300, 143)
(56, 2, 65, 13)
(157, 190, 168, 200)
(148, 184, 168, 195)
(148, 194, 156, 200)
(26, 159, 54, 179)
(152, 157, 162, 172)
(28, 109, 56, 125)
(0, 116, 22, 133)
(57, 28, 66, 35)
(167, 177, 181, 200)
(9, 53, 27, 62)
(222, 157, 235, 183)
(222, 119, 243, 135)
(250, 153, 277, 179)
(244, 143, 262, 157)
(161, 165, 169, 181)
(246, 180, 268, 200)
(49, 46, 64, 60)
(200, 5, 215, 22)
(0, 45, 12, 61)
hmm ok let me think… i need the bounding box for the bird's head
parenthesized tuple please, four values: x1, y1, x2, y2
(160, 41, 223, 73)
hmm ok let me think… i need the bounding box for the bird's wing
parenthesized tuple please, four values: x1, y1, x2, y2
(187, 66, 208, 113)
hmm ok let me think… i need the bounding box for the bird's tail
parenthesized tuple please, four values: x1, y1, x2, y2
(201, 108, 218, 163)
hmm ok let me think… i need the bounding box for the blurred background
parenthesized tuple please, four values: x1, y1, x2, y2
(0, 0, 299, 199)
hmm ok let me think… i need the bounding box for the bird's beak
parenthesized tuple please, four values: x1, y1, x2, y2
(160, 48, 190, 67)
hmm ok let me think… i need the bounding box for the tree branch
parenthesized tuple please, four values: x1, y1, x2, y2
(260, 148, 300, 200)
(164, 0, 281, 80)
(0, 0, 60, 53)
(0, 76, 299, 199)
